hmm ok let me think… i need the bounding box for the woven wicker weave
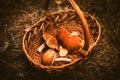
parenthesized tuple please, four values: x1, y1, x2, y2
(22, 0, 101, 75)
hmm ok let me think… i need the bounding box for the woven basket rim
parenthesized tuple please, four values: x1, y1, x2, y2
(22, 9, 101, 72)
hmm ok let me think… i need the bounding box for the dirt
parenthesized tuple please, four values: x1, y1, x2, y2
(0, 0, 120, 80)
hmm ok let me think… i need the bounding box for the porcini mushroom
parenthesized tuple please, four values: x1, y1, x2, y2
(41, 49, 57, 66)
(57, 28, 83, 52)
(42, 32, 59, 50)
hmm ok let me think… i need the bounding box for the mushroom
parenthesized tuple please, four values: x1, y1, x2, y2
(41, 49, 72, 66)
(41, 49, 57, 66)
(42, 32, 59, 50)
(57, 28, 83, 52)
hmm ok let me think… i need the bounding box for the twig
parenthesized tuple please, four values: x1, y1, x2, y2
(11, 49, 22, 52)
(4, 25, 7, 41)
(0, 59, 27, 76)
(0, 59, 18, 69)
(10, 33, 15, 42)
(21, 0, 36, 11)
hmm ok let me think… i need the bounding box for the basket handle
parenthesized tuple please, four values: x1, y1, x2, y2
(68, 0, 90, 51)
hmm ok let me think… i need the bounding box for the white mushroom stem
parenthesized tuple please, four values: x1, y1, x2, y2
(59, 46, 68, 57)
(54, 58, 72, 62)
(37, 43, 46, 52)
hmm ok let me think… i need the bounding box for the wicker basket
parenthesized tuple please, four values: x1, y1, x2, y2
(22, 0, 101, 75)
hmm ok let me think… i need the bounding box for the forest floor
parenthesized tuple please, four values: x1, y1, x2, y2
(0, 0, 120, 80)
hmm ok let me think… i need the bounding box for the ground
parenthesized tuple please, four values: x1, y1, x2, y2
(0, 0, 120, 80)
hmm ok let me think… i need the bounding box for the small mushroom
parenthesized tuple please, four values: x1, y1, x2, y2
(59, 45, 68, 57)
(57, 28, 82, 52)
(41, 49, 57, 66)
(42, 32, 59, 50)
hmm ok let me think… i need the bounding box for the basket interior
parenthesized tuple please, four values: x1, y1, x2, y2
(23, 10, 100, 72)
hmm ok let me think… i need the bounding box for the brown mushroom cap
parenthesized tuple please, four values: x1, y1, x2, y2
(42, 32, 59, 50)
(41, 49, 57, 66)
(57, 28, 82, 52)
